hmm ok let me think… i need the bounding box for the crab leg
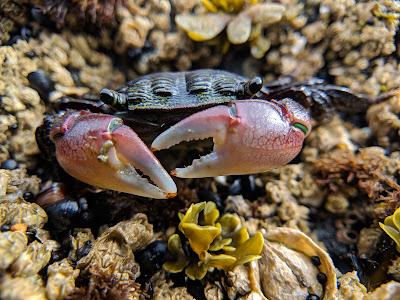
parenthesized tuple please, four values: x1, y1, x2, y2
(50, 111, 177, 199)
(152, 100, 311, 178)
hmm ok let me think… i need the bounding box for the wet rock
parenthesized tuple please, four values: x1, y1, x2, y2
(27, 70, 55, 102)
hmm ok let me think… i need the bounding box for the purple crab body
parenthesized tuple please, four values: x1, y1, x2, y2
(40, 69, 313, 199)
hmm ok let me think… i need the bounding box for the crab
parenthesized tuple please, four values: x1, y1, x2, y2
(36, 69, 392, 199)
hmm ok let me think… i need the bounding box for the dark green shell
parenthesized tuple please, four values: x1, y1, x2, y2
(100, 69, 262, 111)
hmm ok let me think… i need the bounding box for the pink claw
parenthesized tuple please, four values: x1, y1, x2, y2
(151, 99, 311, 178)
(50, 111, 177, 199)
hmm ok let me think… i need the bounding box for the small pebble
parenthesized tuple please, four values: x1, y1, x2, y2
(6, 27, 32, 45)
(23, 191, 34, 201)
(135, 240, 170, 281)
(27, 70, 55, 101)
(9, 123, 18, 132)
(25, 51, 36, 58)
(306, 294, 320, 300)
(228, 175, 262, 200)
(1, 159, 18, 170)
(0, 225, 10, 232)
(20, 27, 31, 40)
(311, 255, 321, 266)
(317, 272, 327, 285)
(51, 251, 63, 262)
(46, 199, 81, 233)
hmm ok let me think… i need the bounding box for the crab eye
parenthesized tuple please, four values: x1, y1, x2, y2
(292, 122, 308, 135)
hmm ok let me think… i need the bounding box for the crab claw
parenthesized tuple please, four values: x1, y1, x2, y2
(50, 111, 177, 199)
(151, 99, 311, 178)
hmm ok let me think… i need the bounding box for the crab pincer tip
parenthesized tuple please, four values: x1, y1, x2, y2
(170, 170, 177, 176)
(167, 192, 177, 199)
(151, 147, 159, 152)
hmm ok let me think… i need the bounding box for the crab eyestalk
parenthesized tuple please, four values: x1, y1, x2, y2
(152, 99, 311, 178)
(49, 111, 177, 199)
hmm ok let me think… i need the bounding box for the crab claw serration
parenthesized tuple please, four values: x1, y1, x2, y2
(50, 111, 177, 199)
(152, 99, 311, 178)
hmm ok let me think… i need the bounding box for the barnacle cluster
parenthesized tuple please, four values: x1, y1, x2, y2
(70, 214, 152, 299)
(367, 94, 400, 150)
(258, 0, 400, 89)
(174, 0, 400, 95)
(338, 271, 400, 299)
(0, 30, 125, 165)
(380, 207, 400, 251)
(176, 0, 285, 58)
(0, 0, 29, 45)
(0, 198, 78, 300)
(31, 0, 121, 29)
(163, 201, 264, 280)
(30, 0, 222, 73)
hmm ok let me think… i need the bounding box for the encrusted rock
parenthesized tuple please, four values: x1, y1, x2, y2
(77, 213, 153, 281)
(0, 231, 28, 269)
(204, 282, 224, 300)
(0, 200, 47, 229)
(338, 271, 400, 299)
(0, 274, 46, 300)
(152, 271, 195, 300)
(10, 240, 53, 277)
(367, 95, 400, 150)
(46, 259, 79, 300)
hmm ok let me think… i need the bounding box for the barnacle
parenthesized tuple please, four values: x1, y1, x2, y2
(46, 259, 79, 300)
(379, 207, 400, 251)
(338, 271, 400, 299)
(11, 241, 51, 276)
(0, 200, 47, 229)
(261, 228, 337, 300)
(175, 2, 284, 58)
(0, 274, 46, 300)
(163, 201, 264, 280)
(76, 214, 153, 281)
(0, 231, 28, 270)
